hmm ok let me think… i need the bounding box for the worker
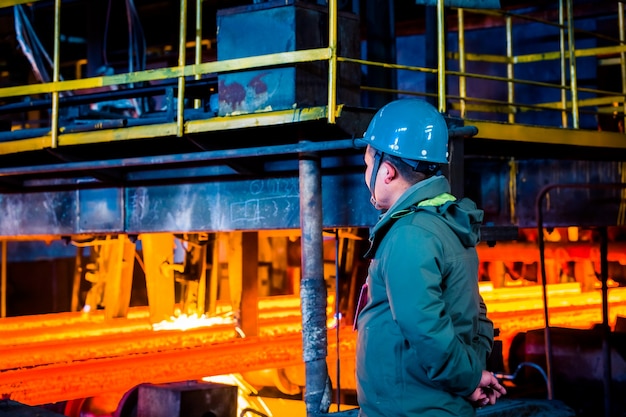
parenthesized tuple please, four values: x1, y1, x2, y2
(353, 98, 506, 416)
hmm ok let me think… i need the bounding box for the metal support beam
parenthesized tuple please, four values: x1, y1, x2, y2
(599, 227, 612, 417)
(102, 235, 136, 319)
(1, 241, 5, 318)
(240, 232, 259, 337)
(299, 144, 331, 416)
(140, 233, 176, 323)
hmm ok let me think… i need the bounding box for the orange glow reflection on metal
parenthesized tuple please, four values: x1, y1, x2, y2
(480, 280, 626, 371)
(4, 267, 626, 406)
(152, 312, 235, 331)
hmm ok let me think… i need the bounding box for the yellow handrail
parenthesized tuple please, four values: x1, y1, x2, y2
(3, 0, 626, 150)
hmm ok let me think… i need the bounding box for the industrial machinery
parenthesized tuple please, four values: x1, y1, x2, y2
(1, 0, 626, 416)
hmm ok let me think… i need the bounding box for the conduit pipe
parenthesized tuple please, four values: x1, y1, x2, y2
(299, 141, 332, 416)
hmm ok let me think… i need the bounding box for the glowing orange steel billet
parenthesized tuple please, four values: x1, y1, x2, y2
(0, 333, 305, 406)
(2, 285, 626, 405)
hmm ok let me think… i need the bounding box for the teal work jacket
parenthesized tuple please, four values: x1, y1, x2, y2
(356, 175, 494, 417)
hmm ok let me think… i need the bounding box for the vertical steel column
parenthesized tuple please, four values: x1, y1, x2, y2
(536, 189, 554, 400)
(599, 227, 612, 417)
(506, 15, 514, 124)
(457, 9, 467, 118)
(240, 232, 259, 337)
(617, 2, 626, 127)
(437, 0, 446, 112)
(327, 0, 338, 124)
(566, 0, 580, 128)
(177, 0, 188, 137)
(559, 0, 568, 128)
(1, 241, 5, 318)
(299, 143, 331, 416)
(448, 134, 465, 198)
(194, 0, 203, 110)
(102, 236, 136, 319)
(140, 233, 176, 323)
(51, 0, 61, 148)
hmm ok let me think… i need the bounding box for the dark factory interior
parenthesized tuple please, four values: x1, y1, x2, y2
(1, 0, 626, 416)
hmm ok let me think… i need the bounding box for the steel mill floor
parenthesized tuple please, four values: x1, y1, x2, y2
(305, 399, 576, 417)
(262, 398, 357, 417)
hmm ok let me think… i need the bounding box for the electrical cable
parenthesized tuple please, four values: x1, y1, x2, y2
(239, 407, 269, 417)
(14, 5, 53, 83)
(102, 0, 112, 66)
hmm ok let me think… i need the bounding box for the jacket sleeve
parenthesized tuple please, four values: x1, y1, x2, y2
(382, 224, 483, 397)
(475, 297, 494, 369)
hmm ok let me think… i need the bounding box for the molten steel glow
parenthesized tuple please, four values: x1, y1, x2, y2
(2, 278, 626, 408)
(152, 313, 235, 331)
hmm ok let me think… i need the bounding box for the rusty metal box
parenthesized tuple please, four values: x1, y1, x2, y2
(216, 0, 361, 116)
(136, 381, 238, 417)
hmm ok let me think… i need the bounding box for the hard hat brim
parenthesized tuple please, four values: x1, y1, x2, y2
(353, 138, 369, 149)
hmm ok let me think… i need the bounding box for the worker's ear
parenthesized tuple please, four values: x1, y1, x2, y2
(381, 161, 396, 183)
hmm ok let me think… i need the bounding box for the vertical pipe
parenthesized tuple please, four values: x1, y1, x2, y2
(327, 0, 338, 124)
(51, 0, 61, 148)
(299, 143, 331, 416)
(207, 234, 221, 315)
(457, 9, 466, 118)
(559, 0, 568, 128)
(506, 15, 514, 124)
(334, 229, 341, 412)
(177, 0, 188, 137)
(617, 2, 626, 130)
(1, 240, 5, 318)
(536, 190, 554, 400)
(437, 0, 446, 113)
(599, 227, 612, 417)
(194, 0, 202, 110)
(240, 232, 259, 337)
(566, 0, 579, 128)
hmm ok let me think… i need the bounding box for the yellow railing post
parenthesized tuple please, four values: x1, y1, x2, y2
(437, 0, 446, 113)
(559, 0, 568, 127)
(51, 0, 61, 148)
(194, 0, 203, 110)
(617, 2, 626, 131)
(327, 0, 338, 124)
(457, 9, 467, 118)
(177, 0, 188, 137)
(566, 0, 580, 128)
(506, 15, 514, 124)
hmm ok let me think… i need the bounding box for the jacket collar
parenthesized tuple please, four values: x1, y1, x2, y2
(364, 176, 451, 258)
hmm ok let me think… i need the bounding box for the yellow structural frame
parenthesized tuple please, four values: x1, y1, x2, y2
(1, 0, 626, 154)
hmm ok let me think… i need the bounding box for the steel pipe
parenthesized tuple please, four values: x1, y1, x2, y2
(299, 143, 331, 416)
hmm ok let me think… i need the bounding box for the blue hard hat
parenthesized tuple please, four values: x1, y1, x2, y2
(356, 99, 449, 164)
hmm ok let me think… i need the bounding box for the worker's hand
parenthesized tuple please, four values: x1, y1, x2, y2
(467, 370, 507, 407)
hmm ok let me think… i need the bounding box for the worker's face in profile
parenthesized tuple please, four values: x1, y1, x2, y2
(363, 145, 376, 191)
(364, 145, 386, 210)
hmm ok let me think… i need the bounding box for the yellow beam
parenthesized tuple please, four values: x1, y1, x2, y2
(0, 106, 334, 155)
(538, 95, 625, 110)
(0, 0, 36, 7)
(471, 120, 626, 148)
(186, 106, 332, 134)
(0, 135, 52, 155)
(0, 48, 332, 99)
(57, 123, 178, 147)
